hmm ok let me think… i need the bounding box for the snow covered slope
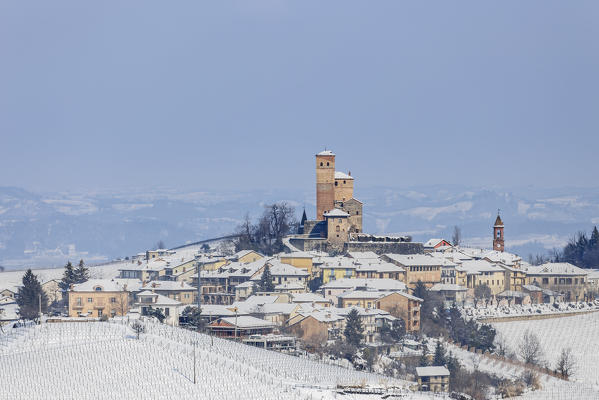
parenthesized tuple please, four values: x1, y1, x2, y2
(0, 321, 414, 400)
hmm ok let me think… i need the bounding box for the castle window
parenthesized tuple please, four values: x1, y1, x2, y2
(343, 180, 346, 184)
(335, 181, 338, 186)
(320, 162, 323, 166)
(336, 226, 340, 232)
(327, 162, 329, 166)
(356, 211, 359, 215)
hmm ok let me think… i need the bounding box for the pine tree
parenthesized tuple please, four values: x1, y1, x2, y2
(413, 280, 428, 302)
(259, 265, 275, 292)
(59, 261, 76, 293)
(344, 308, 364, 347)
(16, 269, 48, 320)
(433, 340, 447, 366)
(419, 345, 429, 367)
(590, 226, 599, 248)
(73, 259, 89, 284)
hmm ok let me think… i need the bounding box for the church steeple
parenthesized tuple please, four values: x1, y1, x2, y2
(493, 211, 505, 252)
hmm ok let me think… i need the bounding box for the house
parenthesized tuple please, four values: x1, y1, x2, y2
(337, 290, 385, 309)
(416, 366, 450, 392)
(68, 279, 130, 318)
(235, 281, 255, 301)
(118, 260, 163, 281)
(320, 278, 406, 305)
(291, 293, 332, 308)
(142, 280, 196, 304)
(227, 250, 264, 264)
(423, 239, 452, 251)
(251, 260, 309, 288)
(320, 259, 357, 284)
(207, 316, 276, 338)
(376, 291, 423, 333)
(158, 257, 197, 283)
(146, 249, 175, 260)
(274, 282, 305, 294)
(521, 285, 544, 304)
(383, 254, 442, 289)
(286, 312, 344, 346)
(429, 283, 468, 304)
(456, 260, 506, 295)
(524, 263, 588, 301)
(280, 252, 314, 276)
(135, 290, 182, 326)
(354, 261, 405, 280)
(0, 288, 16, 299)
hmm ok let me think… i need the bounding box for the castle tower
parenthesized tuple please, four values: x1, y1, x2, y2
(316, 150, 335, 220)
(493, 213, 505, 252)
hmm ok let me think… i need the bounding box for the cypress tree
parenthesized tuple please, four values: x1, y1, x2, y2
(259, 265, 275, 292)
(73, 259, 89, 284)
(433, 340, 447, 366)
(343, 308, 364, 347)
(59, 261, 76, 293)
(16, 269, 48, 320)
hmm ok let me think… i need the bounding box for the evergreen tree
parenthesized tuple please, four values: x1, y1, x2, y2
(182, 306, 204, 330)
(16, 269, 48, 320)
(433, 340, 447, 366)
(59, 261, 76, 293)
(147, 306, 166, 323)
(259, 265, 275, 292)
(413, 280, 428, 302)
(344, 308, 364, 347)
(73, 259, 89, 284)
(419, 345, 429, 367)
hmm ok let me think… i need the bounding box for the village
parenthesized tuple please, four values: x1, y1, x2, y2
(2, 151, 599, 399)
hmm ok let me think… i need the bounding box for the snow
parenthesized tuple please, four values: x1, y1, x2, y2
(491, 311, 599, 385)
(0, 321, 413, 399)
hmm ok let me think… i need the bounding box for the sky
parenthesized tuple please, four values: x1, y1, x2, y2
(1, 1, 598, 193)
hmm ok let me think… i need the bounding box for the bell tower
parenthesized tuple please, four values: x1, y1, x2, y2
(493, 212, 505, 252)
(316, 150, 335, 220)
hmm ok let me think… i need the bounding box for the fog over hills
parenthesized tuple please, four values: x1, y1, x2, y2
(1, 185, 598, 270)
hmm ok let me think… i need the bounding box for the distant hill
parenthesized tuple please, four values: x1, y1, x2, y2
(0, 185, 598, 269)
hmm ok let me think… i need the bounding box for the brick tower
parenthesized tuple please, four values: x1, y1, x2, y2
(316, 150, 335, 220)
(493, 213, 505, 252)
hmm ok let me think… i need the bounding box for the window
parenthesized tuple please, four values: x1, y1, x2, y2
(356, 211, 359, 215)
(94, 287, 102, 291)
(97, 309, 103, 317)
(326, 162, 329, 166)
(76, 297, 82, 306)
(336, 226, 340, 232)
(110, 309, 116, 317)
(110, 297, 116, 303)
(164, 308, 170, 316)
(335, 181, 338, 186)
(320, 162, 323, 166)
(184, 293, 190, 299)
(542, 278, 549, 284)
(338, 218, 342, 223)
(343, 180, 346, 184)
(87, 298, 93, 303)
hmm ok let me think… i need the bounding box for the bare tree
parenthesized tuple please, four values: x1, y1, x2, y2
(131, 320, 145, 339)
(518, 329, 544, 366)
(452, 226, 462, 247)
(494, 332, 511, 357)
(114, 294, 130, 317)
(555, 347, 576, 379)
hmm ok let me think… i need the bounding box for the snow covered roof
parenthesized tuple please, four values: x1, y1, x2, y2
(136, 291, 182, 306)
(355, 262, 404, 273)
(522, 284, 543, 292)
(144, 280, 195, 291)
(334, 171, 353, 180)
(323, 208, 349, 218)
(416, 366, 450, 377)
(316, 150, 335, 156)
(71, 279, 127, 292)
(423, 238, 451, 248)
(338, 290, 385, 300)
(384, 254, 443, 267)
(291, 293, 330, 303)
(280, 251, 312, 259)
(274, 283, 304, 290)
(526, 263, 588, 276)
(347, 251, 379, 260)
(456, 260, 504, 274)
(267, 261, 309, 277)
(430, 283, 468, 292)
(320, 278, 406, 291)
(298, 310, 345, 323)
(200, 305, 237, 317)
(217, 316, 275, 329)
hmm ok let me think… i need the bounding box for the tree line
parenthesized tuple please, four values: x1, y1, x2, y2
(530, 226, 599, 268)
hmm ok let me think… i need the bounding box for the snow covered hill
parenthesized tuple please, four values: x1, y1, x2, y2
(0, 321, 419, 400)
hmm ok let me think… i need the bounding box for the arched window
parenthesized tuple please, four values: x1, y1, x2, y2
(320, 162, 323, 166)
(356, 211, 359, 215)
(326, 162, 329, 166)
(94, 286, 102, 291)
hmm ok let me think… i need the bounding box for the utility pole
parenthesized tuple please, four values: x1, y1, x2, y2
(193, 340, 196, 384)
(38, 293, 42, 324)
(196, 260, 202, 310)
(234, 307, 238, 340)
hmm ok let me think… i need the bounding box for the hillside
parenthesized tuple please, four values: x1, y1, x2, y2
(0, 321, 422, 400)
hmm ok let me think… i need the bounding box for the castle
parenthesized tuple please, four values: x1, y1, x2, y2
(293, 150, 421, 254)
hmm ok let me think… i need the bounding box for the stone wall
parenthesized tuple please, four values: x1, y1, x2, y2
(289, 237, 423, 255)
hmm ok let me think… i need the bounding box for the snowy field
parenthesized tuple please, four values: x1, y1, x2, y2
(491, 311, 599, 385)
(0, 321, 442, 400)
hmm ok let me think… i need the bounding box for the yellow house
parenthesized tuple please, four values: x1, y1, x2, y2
(158, 258, 196, 280)
(416, 366, 450, 392)
(457, 260, 506, 295)
(143, 280, 197, 305)
(68, 279, 130, 318)
(383, 254, 442, 289)
(232, 250, 264, 264)
(198, 255, 229, 272)
(280, 252, 314, 276)
(321, 262, 356, 284)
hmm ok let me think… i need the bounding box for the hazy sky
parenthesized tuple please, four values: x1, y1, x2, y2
(1, 1, 598, 193)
